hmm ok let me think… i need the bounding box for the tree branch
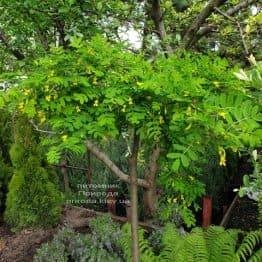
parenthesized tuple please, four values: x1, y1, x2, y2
(191, 0, 258, 46)
(0, 30, 25, 60)
(150, 0, 172, 54)
(85, 140, 150, 188)
(183, 0, 227, 48)
(214, 7, 249, 55)
(227, 0, 258, 16)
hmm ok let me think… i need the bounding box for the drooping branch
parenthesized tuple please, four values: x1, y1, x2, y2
(0, 30, 25, 60)
(85, 140, 150, 188)
(183, 0, 227, 48)
(191, 0, 258, 46)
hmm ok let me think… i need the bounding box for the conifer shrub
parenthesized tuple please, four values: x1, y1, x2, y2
(4, 118, 62, 230)
(0, 153, 12, 211)
(0, 110, 12, 211)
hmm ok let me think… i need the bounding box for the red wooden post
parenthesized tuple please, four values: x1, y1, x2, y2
(202, 196, 212, 228)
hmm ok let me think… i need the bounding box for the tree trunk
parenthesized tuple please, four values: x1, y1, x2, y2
(129, 132, 140, 262)
(143, 145, 160, 218)
(143, 186, 158, 218)
(150, 0, 172, 54)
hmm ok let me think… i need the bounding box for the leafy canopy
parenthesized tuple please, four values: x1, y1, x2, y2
(2, 36, 261, 171)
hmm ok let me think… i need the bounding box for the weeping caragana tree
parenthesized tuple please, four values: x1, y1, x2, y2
(1, 36, 261, 260)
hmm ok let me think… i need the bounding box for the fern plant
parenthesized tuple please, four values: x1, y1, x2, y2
(160, 226, 262, 262)
(118, 224, 156, 262)
(119, 224, 262, 262)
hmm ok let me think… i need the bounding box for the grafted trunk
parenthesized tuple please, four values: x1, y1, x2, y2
(129, 132, 140, 262)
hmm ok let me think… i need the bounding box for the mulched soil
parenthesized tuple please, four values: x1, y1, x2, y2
(0, 206, 95, 262)
(0, 199, 260, 262)
(227, 196, 260, 231)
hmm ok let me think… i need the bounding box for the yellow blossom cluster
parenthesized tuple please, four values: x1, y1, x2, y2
(218, 146, 226, 166)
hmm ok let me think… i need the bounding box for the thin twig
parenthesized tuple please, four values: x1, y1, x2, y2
(29, 119, 57, 134)
(214, 7, 249, 55)
(52, 164, 89, 172)
(220, 194, 239, 227)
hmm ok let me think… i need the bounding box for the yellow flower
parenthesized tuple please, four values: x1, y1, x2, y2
(218, 111, 226, 119)
(189, 176, 194, 181)
(62, 135, 68, 142)
(159, 116, 164, 124)
(23, 89, 30, 96)
(213, 81, 220, 87)
(76, 106, 81, 112)
(44, 85, 49, 92)
(92, 77, 97, 85)
(218, 146, 226, 166)
(219, 158, 226, 166)
(121, 105, 126, 112)
(18, 102, 24, 111)
(38, 111, 46, 123)
(86, 66, 92, 74)
(186, 106, 192, 116)
(128, 97, 133, 105)
(45, 95, 51, 102)
(93, 99, 99, 107)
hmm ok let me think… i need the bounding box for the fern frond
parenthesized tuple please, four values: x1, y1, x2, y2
(184, 227, 208, 262)
(119, 223, 156, 262)
(248, 247, 262, 262)
(159, 223, 184, 261)
(236, 230, 262, 262)
(204, 226, 239, 262)
(118, 223, 132, 261)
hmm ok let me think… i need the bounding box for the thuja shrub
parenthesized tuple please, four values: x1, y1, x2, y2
(0, 110, 12, 211)
(0, 153, 12, 211)
(4, 118, 62, 230)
